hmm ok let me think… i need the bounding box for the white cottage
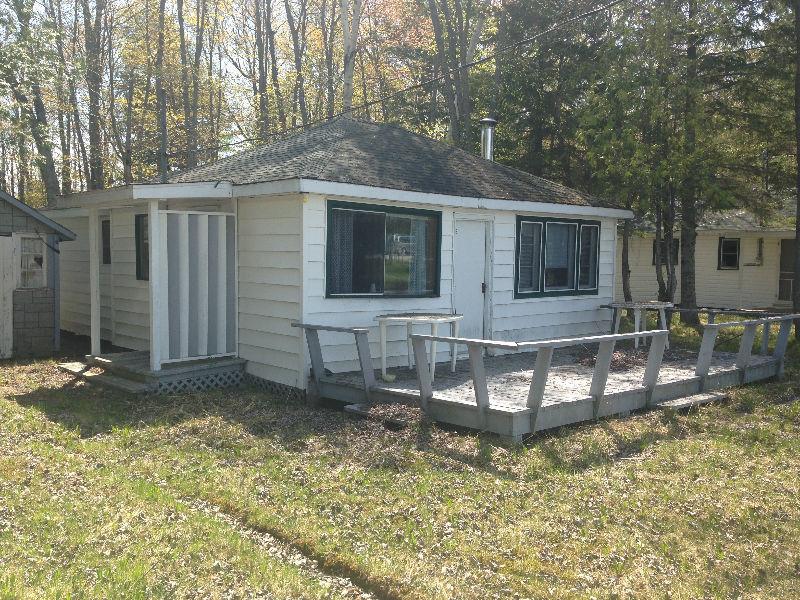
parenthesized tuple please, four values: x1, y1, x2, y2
(45, 117, 631, 395)
(616, 204, 796, 310)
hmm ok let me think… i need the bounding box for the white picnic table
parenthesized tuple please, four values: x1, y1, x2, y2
(604, 301, 673, 349)
(376, 312, 463, 381)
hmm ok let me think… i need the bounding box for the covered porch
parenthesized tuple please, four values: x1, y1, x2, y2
(59, 183, 241, 392)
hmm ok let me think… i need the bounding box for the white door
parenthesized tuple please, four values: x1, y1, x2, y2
(0, 236, 14, 358)
(453, 219, 488, 340)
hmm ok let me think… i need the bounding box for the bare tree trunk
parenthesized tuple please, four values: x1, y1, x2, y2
(254, 0, 270, 139)
(681, 0, 700, 324)
(794, 0, 800, 337)
(321, 0, 337, 117)
(81, 0, 106, 189)
(284, 0, 308, 124)
(427, 0, 459, 142)
(622, 195, 633, 302)
(177, 0, 192, 167)
(340, 0, 363, 112)
(265, 0, 286, 130)
(155, 0, 170, 180)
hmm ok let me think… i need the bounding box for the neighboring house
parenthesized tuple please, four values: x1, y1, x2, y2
(0, 189, 76, 359)
(615, 205, 796, 310)
(43, 116, 630, 395)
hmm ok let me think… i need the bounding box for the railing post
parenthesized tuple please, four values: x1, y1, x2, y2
(467, 343, 490, 429)
(412, 336, 433, 412)
(590, 340, 616, 419)
(305, 327, 325, 388)
(736, 322, 759, 372)
(643, 331, 667, 406)
(761, 321, 771, 355)
(527, 347, 553, 432)
(695, 324, 719, 389)
(354, 330, 376, 403)
(773, 319, 793, 378)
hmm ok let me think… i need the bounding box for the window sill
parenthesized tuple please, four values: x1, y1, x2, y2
(325, 293, 441, 300)
(514, 289, 600, 299)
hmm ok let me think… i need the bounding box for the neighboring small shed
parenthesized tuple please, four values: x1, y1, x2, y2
(0, 190, 76, 358)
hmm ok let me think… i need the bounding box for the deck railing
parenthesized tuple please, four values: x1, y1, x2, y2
(412, 314, 798, 431)
(695, 314, 797, 380)
(292, 322, 376, 401)
(411, 330, 670, 430)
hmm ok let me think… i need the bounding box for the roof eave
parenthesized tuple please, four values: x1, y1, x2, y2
(232, 178, 634, 219)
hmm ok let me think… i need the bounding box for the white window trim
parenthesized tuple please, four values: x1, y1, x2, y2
(578, 223, 600, 291)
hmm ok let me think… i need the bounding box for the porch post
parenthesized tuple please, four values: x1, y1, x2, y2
(88, 207, 101, 356)
(148, 200, 163, 371)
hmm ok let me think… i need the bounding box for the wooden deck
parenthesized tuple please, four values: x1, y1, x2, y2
(295, 314, 796, 442)
(320, 349, 778, 441)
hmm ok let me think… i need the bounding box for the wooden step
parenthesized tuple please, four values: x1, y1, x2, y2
(656, 391, 727, 411)
(58, 362, 155, 395)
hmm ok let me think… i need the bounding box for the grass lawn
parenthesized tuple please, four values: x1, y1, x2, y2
(1, 323, 800, 598)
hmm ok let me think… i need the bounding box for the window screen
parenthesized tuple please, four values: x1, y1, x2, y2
(544, 222, 577, 291)
(517, 221, 542, 293)
(327, 203, 440, 297)
(578, 225, 599, 290)
(20, 237, 45, 288)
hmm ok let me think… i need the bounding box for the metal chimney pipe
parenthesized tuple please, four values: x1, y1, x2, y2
(480, 117, 497, 161)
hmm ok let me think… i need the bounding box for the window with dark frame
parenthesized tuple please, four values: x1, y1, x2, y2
(718, 237, 740, 270)
(515, 217, 600, 297)
(652, 239, 679, 266)
(101, 219, 111, 265)
(326, 202, 441, 297)
(135, 214, 149, 281)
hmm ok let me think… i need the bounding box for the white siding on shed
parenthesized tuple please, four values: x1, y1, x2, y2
(236, 194, 305, 387)
(615, 232, 784, 309)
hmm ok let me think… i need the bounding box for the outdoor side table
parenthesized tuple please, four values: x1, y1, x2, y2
(605, 301, 673, 349)
(375, 313, 463, 382)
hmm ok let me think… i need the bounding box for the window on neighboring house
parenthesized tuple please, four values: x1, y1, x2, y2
(718, 237, 740, 270)
(135, 214, 149, 281)
(652, 239, 680, 266)
(19, 237, 46, 289)
(326, 202, 440, 297)
(101, 219, 111, 265)
(515, 217, 600, 297)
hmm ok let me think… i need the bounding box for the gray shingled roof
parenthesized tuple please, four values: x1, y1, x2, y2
(698, 204, 796, 232)
(163, 117, 615, 208)
(632, 200, 796, 234)
(0, 188, 75, 241)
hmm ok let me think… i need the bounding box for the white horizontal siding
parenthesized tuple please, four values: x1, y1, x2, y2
(236, 194, 304, 388)
(110, 209, 149, 351)
(615, 232, 785, 309)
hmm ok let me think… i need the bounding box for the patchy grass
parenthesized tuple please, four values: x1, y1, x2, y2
(1, 331, 800, 598)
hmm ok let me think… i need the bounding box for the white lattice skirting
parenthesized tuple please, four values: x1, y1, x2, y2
(244, 373, 306, 403)
(157, 368, 245, 394)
